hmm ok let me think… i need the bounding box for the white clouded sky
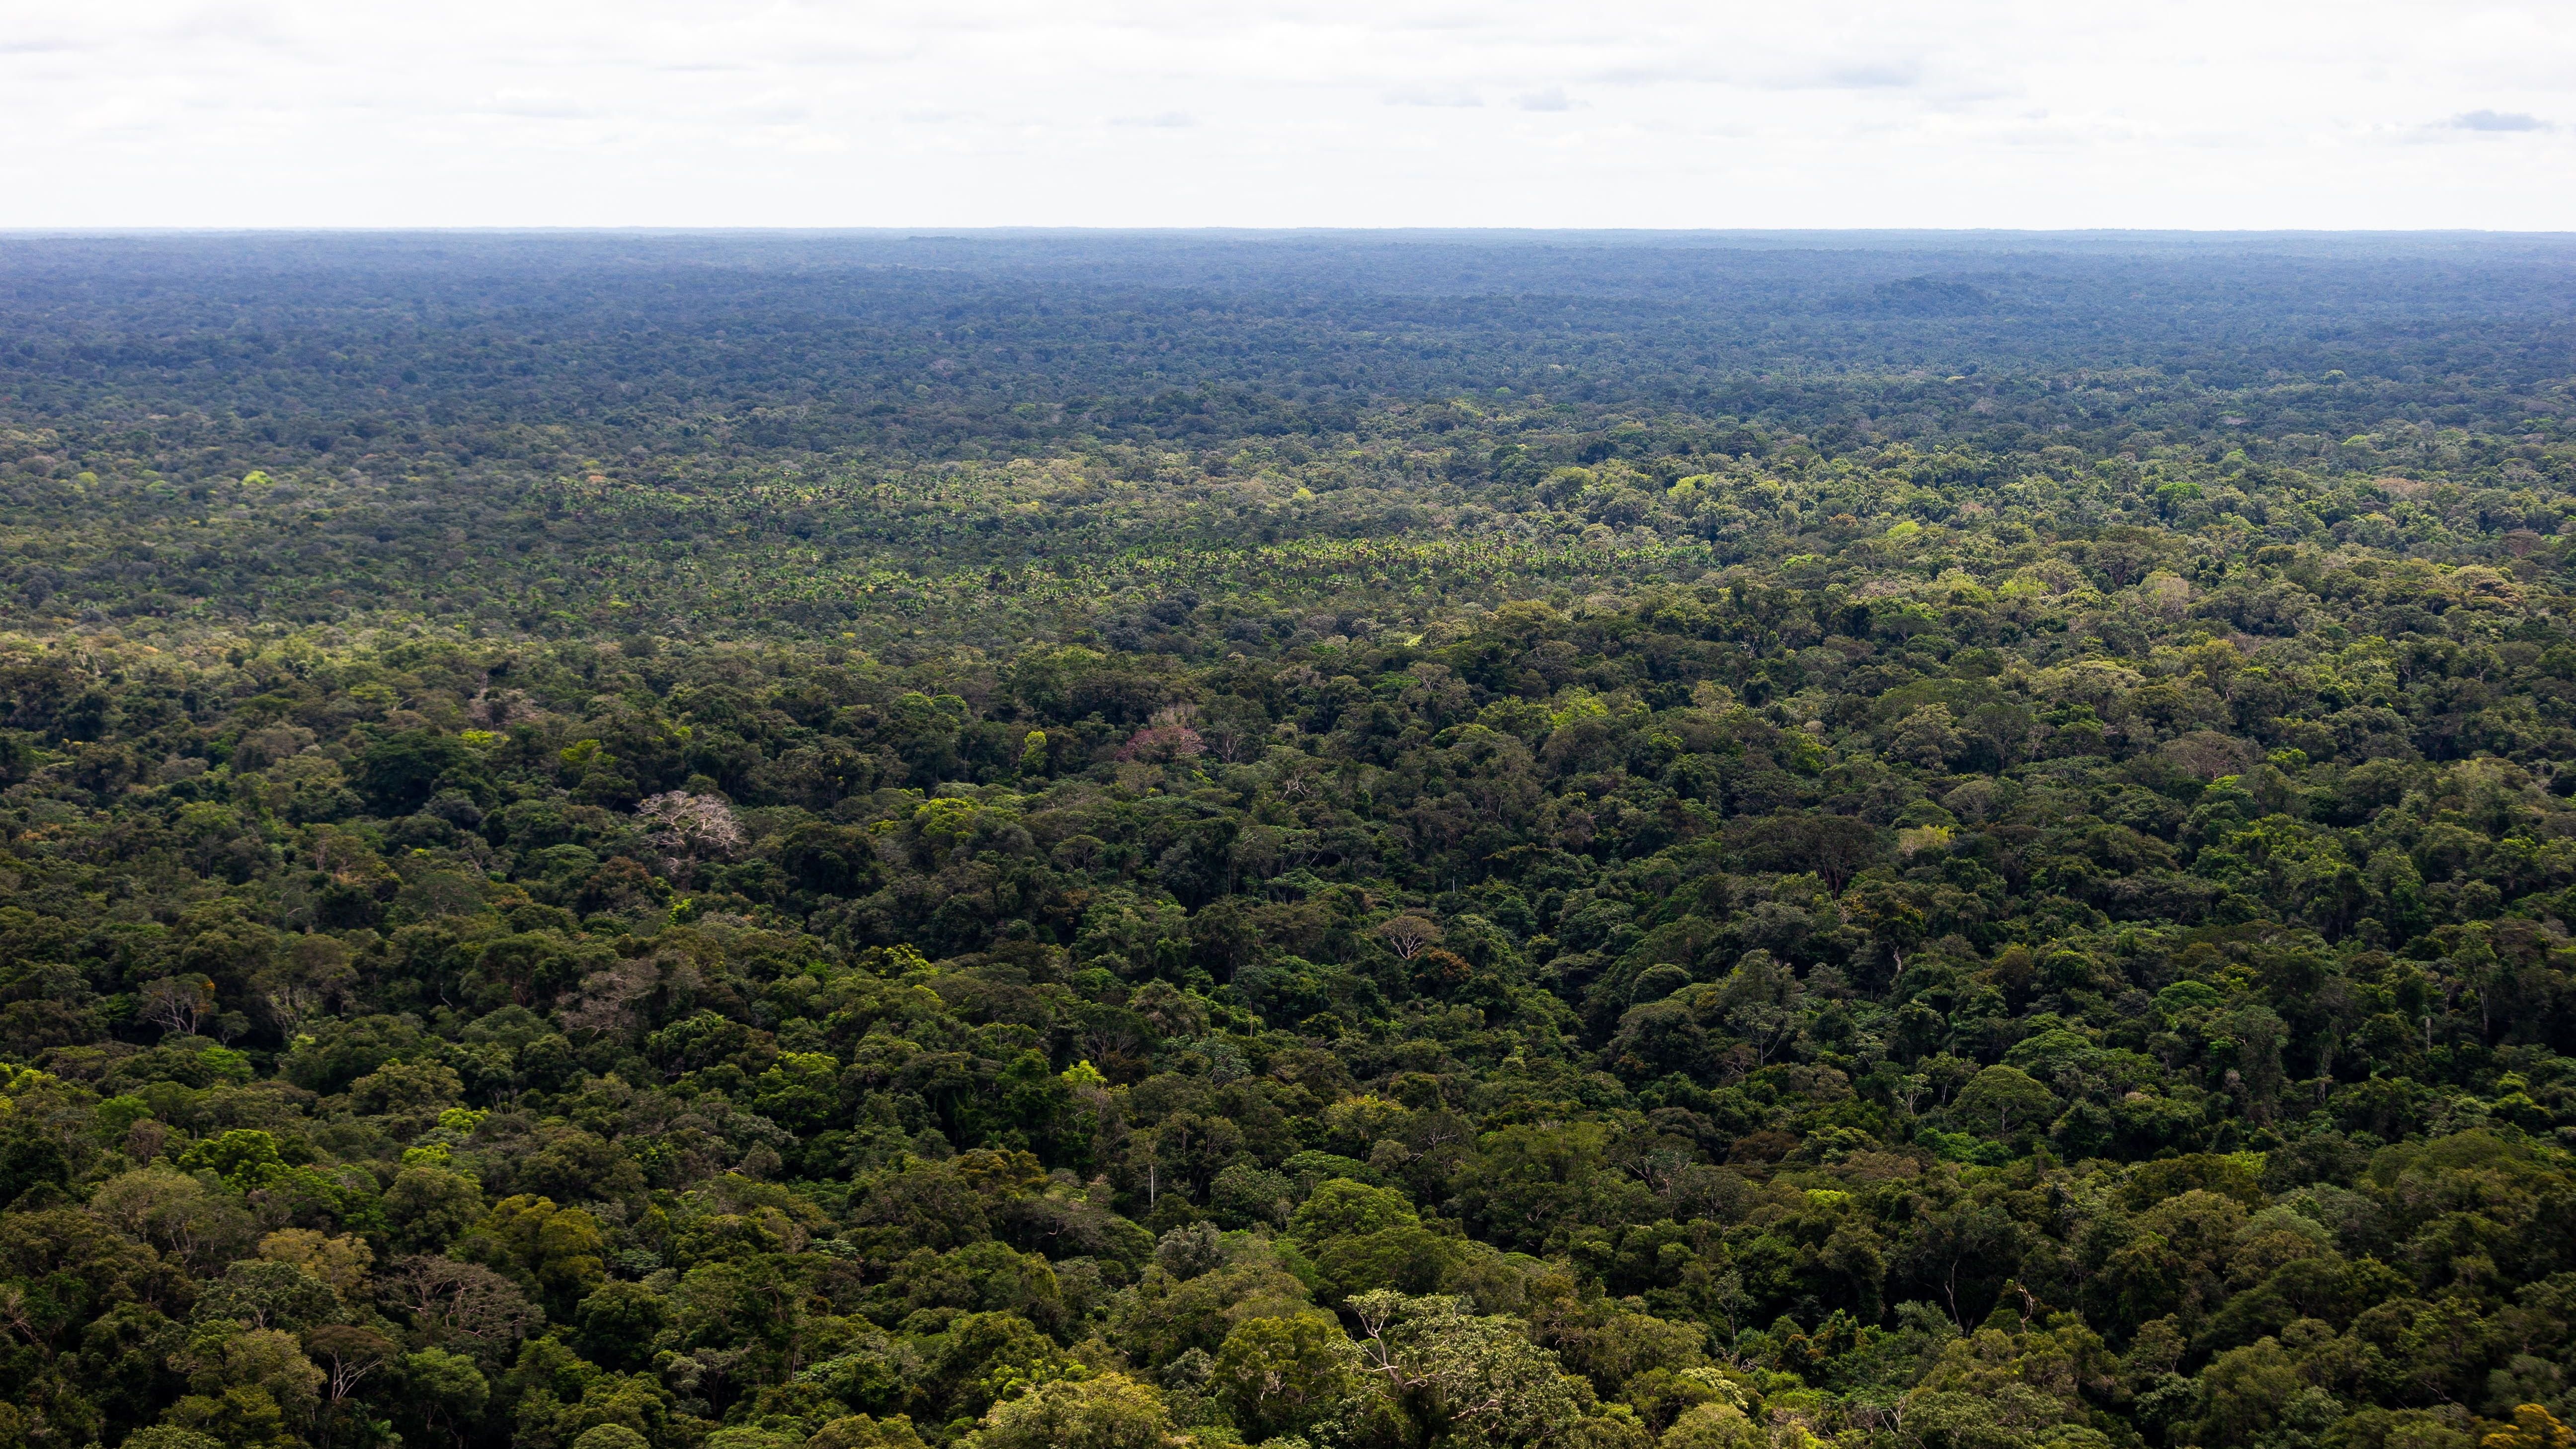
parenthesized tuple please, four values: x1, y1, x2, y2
(3, 0, 2571, 229)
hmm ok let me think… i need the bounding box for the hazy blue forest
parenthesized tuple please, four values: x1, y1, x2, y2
(2, 230, 2576, 1449)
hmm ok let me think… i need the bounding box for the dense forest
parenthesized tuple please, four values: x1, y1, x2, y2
(1, 232, 2576, 1449)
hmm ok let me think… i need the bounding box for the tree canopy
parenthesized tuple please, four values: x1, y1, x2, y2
(0, 232, 2574, 1449)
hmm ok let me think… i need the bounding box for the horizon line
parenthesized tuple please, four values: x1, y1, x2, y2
(7, 225, 2576, 240)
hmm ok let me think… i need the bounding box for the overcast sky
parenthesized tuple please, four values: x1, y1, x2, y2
(3, 0, 2571, 230)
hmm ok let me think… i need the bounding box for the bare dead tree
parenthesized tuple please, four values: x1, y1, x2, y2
(1375, 915, 1443, 961)
(306, 1324, 396, 1411)
(386, 1257, 540, 1355)
(139, 976, 216, 1037)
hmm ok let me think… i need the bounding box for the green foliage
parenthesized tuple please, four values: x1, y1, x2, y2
(959, 1372, 1175, 1449)
(0, 234, 2575, 1449)
(1212, 1308, 1362, 1441)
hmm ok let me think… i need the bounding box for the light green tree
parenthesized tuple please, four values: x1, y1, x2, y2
(1213, 1309, 1362, 1442)
(1955, 1065, 2054, 1137)
(1345, 1290, 1596, 1449)
(961, 1372, 1178, 1449)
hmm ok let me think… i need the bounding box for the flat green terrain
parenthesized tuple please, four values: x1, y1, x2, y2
(0, 232, 2573, 1449)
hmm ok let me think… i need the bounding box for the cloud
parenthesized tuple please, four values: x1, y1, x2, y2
(2449, 108, 2549, 132)
(1736, 56, 1926, 90)
(730, 98, 812, 126)
(4, 0, 2575, 227)
(480, 91, 594, 119)
(1564, 51, 1927, 92)
(1815, 60, 1921, 89)
(169, 4, 294, 48)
